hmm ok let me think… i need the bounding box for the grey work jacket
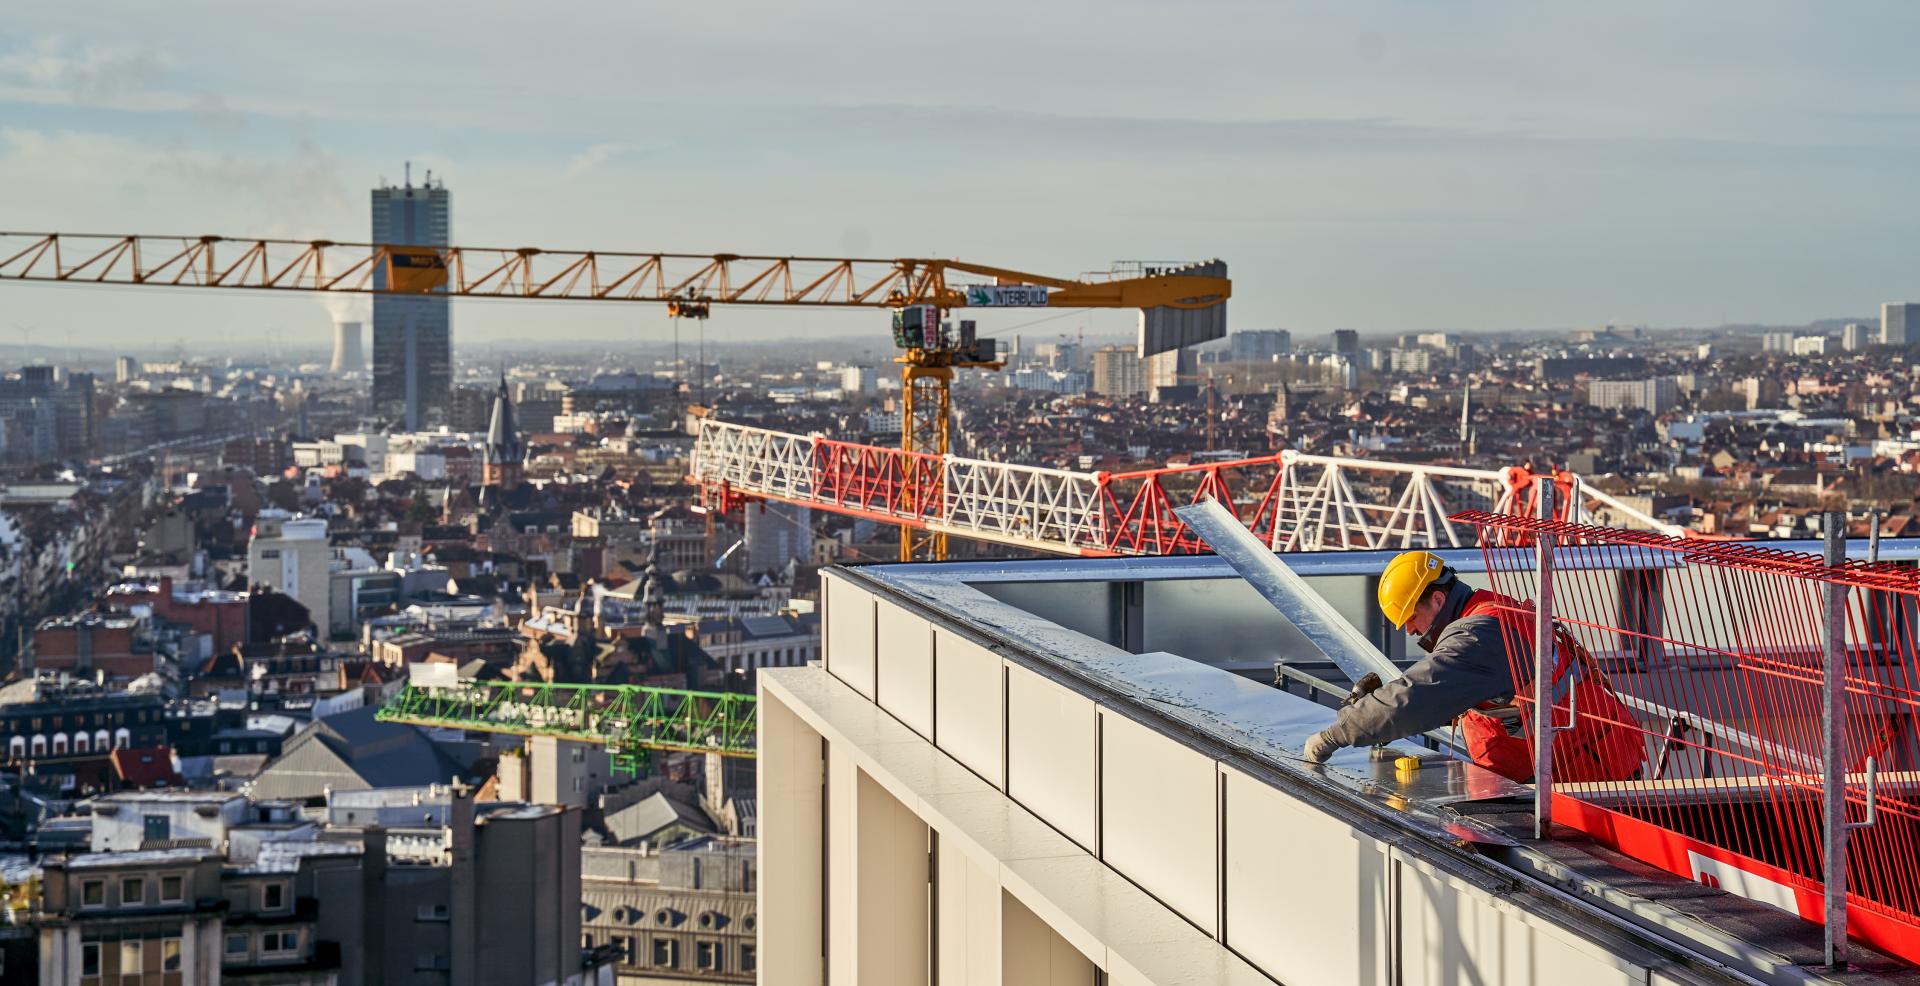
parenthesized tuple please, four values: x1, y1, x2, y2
(1319, 580, 1520, 748)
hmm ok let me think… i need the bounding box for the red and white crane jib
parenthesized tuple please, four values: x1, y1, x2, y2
(689, 418, 1680, 557)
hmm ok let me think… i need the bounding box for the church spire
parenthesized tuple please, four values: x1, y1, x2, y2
(482, 373, 524, 489)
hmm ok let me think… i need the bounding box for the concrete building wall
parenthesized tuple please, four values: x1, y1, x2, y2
(250, 525, 331, 637)
(529, 735, 615, 809)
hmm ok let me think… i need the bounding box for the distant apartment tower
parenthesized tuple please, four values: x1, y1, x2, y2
(247, 513, 331, 637)
(371, 167, 452, 431)
(1091, 344, 1145, 397)
(1589, 378, 1678, 415)
(1145, 346, 1194, 390)
(1229, 329, 1291, 362)
(330, 319, 365, 374)
(1332, 329, 1360, 355)
(1387, 348, 1432, 375)
(1760, 331, 1795, 353)
(1884, 302, 1919, 347)
(840, 366, 877, 396)
(114, 355, 137, 384)
(1843, 323, 1871, 352)
(1791, 335, 1826, 357)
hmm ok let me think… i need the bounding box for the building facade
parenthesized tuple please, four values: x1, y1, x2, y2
(247, 514, 330, 638)
(1588, 377, 1679, 415)
(1884, 301, 1918, 347)
(1089, 345, 1144, 397)
(1227, 329, 1290, 362)
(581, 842, 756, 984)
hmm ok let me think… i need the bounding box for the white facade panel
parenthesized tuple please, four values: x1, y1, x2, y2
(1222, 764, 1389, 985)
(824, 572, 877, 698)
(1398, 854, 1648, 986)
(1005, 663, 1098, 851)
(937, 840, 1003, 986)
(756, 690, 824, 986)
(1098, 709, 1219, 937)
(876, 599, 935, 739)
(934, 630, 1005, 788)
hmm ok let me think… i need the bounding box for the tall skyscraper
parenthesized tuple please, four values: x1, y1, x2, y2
(371, 166, 452, 431)
(1883, 302, 1918, 348)
(1332, 329, 1360, 355)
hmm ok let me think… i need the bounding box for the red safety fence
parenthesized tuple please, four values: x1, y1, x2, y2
(1456, 510, 1920, 965)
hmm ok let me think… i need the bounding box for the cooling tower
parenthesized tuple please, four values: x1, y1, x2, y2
(330, 320, 365, 374)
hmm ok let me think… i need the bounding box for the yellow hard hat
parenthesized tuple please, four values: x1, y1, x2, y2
(1378, 551, 1447, 629)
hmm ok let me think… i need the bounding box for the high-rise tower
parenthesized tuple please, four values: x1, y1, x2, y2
(371, 164, 452, 431)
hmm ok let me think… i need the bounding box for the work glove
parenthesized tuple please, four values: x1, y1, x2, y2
(1341, 673, 1383, 709)
(1302, 730, 1341, 764)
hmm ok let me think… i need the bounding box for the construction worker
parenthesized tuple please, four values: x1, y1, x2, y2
(1301, 551, 1643, 784)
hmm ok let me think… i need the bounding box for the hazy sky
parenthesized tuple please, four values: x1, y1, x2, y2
(4, 2, 1919, 350)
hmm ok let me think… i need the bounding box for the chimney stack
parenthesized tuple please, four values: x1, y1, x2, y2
(330, 320, 365, 374)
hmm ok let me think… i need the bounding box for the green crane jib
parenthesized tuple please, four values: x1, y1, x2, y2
(376, 679, 756, 777)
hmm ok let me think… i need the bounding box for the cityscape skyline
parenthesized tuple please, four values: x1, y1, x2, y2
(6, 3, 1920, 346)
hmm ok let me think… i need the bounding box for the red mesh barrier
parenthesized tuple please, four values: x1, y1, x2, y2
(1456, 510, 1920, 963)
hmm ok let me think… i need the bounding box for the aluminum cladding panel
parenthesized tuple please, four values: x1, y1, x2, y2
(1137, 260, 1228, 357)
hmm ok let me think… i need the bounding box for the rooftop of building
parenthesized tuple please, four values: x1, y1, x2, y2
(823, 549, 1920, 981)
(62, 847, 215, 869)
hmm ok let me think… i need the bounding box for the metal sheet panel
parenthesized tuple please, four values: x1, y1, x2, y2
(1172, 499, 1400, 684)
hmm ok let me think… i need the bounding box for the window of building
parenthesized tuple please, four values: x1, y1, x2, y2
(571, 746, 585, 763)
(416, 903, 449, 921)
(226, 933, 249, 957)
(73, 733, 88, 754)
(120, 877, 144, 906)
(162, 937, 181, 972)
(261, 930, 299, 955)
(573, 776, 583, 793)
(80, 880, 103, 907)
(81, 942, 100, 976)
(159, 874, 184, 903)
(262, 881, 286, 909)
(143, 814, 171, 843)
(740, 944, 756, 973)
(651, 938, 679, 968)
(6, 736, 20, 759)
(29, 736, 44, 757)
(696, 940, 722, 971)
(622, 936, 636, 963)
(119, 941, 142, 973)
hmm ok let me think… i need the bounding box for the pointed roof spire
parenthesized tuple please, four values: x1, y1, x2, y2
(483, 375, 523, 468)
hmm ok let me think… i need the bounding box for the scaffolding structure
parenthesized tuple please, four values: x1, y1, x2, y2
(377, 679, 756, 776)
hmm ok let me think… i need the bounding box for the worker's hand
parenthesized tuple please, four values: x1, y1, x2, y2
(1340, 673, 1383, 709)
(1302, 731, 1341, 764)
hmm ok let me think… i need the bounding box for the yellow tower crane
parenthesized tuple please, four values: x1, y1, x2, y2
(0, 232, 1230, 559)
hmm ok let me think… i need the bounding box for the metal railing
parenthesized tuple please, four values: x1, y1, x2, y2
(1458, 506, 1917, 968)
